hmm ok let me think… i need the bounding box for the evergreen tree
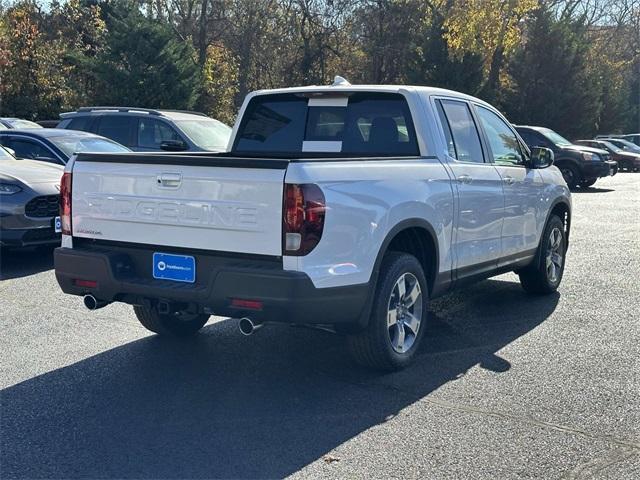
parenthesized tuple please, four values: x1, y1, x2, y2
(87, 0, 200, 109)
(504, 6, 600, 138)
(624, 58, 640, 133)
(410, 13, 484, 96)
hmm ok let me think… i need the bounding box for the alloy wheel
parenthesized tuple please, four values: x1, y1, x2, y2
(546, 227, 564, 284)
(387, 272, 423, 354)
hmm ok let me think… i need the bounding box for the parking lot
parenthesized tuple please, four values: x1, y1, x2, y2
(1, 174, 638, 479)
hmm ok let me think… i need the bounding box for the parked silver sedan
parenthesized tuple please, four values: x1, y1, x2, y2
(0, 146, 63, 248)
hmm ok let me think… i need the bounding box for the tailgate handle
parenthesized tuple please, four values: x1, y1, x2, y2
(157, 173, 182, 188)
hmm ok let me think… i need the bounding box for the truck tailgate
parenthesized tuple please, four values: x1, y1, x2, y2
(70, 155, 287, 256)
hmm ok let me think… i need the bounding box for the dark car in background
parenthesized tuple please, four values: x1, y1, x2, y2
(620, 133, 640, 147)
(604, 137, 640, 155)
(57, 107, 231, 152)
(0, 129, 130, 165)
(515, 125, 617, 189)
(596, 133, 640, 147)
(0, 118, 43, 130)
(0, 145, 63, 248)
(575, 139, 640, 172)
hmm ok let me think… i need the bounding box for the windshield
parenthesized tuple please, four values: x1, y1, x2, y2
(50, 136, 131, 157)
(599, 140, 622, 152)
(539, 128, 572, 146)
(6, 119, 42, 129)
(175, 119, 231, 150)
(233, 92, 420, 157)
(0, 146, 15, 160)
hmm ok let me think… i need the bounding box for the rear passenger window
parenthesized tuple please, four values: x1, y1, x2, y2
(233, 92, 419, 157)
(66, 117, 92, 132)
(438, 100, 484, 163)
(96, 116, 135, 147)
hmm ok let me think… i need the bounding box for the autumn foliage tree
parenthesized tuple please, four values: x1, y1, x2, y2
(200, 43, 239, 125)
(0, 2, 67, 119)
(0, 0, 637, 136)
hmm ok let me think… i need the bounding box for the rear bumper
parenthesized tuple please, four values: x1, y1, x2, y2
(54, 244, 369, 325)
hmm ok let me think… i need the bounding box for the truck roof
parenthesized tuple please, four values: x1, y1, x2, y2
(249, 84, 494, 109)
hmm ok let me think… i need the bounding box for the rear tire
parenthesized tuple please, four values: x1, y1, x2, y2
(518, 215, 566, 295)
(348, 252, 428, 371)
(134, 305, 209, 336)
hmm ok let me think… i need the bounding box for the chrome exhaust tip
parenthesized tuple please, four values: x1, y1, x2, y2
(83, 294, 108, 311)
(238, 317, 263, 336)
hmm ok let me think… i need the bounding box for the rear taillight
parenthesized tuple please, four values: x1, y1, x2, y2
(60, 172, 72, 235)
(283, 183, 326, 256)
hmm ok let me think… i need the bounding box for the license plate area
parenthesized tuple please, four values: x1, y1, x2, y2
(153, 252, 196, 283)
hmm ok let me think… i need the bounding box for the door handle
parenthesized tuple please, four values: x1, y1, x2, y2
(157, 173, 182, 188)
(457, 174, 472, 184)
(502, 175, 516, 185)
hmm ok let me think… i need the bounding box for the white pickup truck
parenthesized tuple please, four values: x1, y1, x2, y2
(54, 79, 571, 370)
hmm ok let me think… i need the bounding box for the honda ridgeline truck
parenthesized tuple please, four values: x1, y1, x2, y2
(54, 78, 571, 370)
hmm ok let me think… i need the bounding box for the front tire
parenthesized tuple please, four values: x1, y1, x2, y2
(518, 215, 566, 294)
(559, 164, 580, 190)
(134, 305, 209, 336)
(348, 252, 428, 371)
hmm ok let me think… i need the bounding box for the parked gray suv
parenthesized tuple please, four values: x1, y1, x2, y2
(57, 107, 231, 152)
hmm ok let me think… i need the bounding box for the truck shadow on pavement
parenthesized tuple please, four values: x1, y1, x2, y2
(0, 246, 54, 280)
(1, 278, 559, 479)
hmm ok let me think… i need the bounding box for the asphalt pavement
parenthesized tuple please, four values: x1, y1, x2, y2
(1, 174, 638, 479)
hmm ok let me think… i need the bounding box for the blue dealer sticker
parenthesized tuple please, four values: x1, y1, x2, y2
(153, 253, 196, 283)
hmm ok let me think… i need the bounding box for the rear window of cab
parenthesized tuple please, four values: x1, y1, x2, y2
(232, 92, 420, 157)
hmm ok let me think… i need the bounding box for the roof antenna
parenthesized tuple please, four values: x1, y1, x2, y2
(332, 76, 351, 86)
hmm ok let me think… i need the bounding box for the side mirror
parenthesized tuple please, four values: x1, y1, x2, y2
(160, 140, 188, 152)
(530, 146, 554, 169)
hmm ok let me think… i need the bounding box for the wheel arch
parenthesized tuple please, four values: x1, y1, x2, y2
(373, 219, 440, 296)
(352, 218, 441, 330)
